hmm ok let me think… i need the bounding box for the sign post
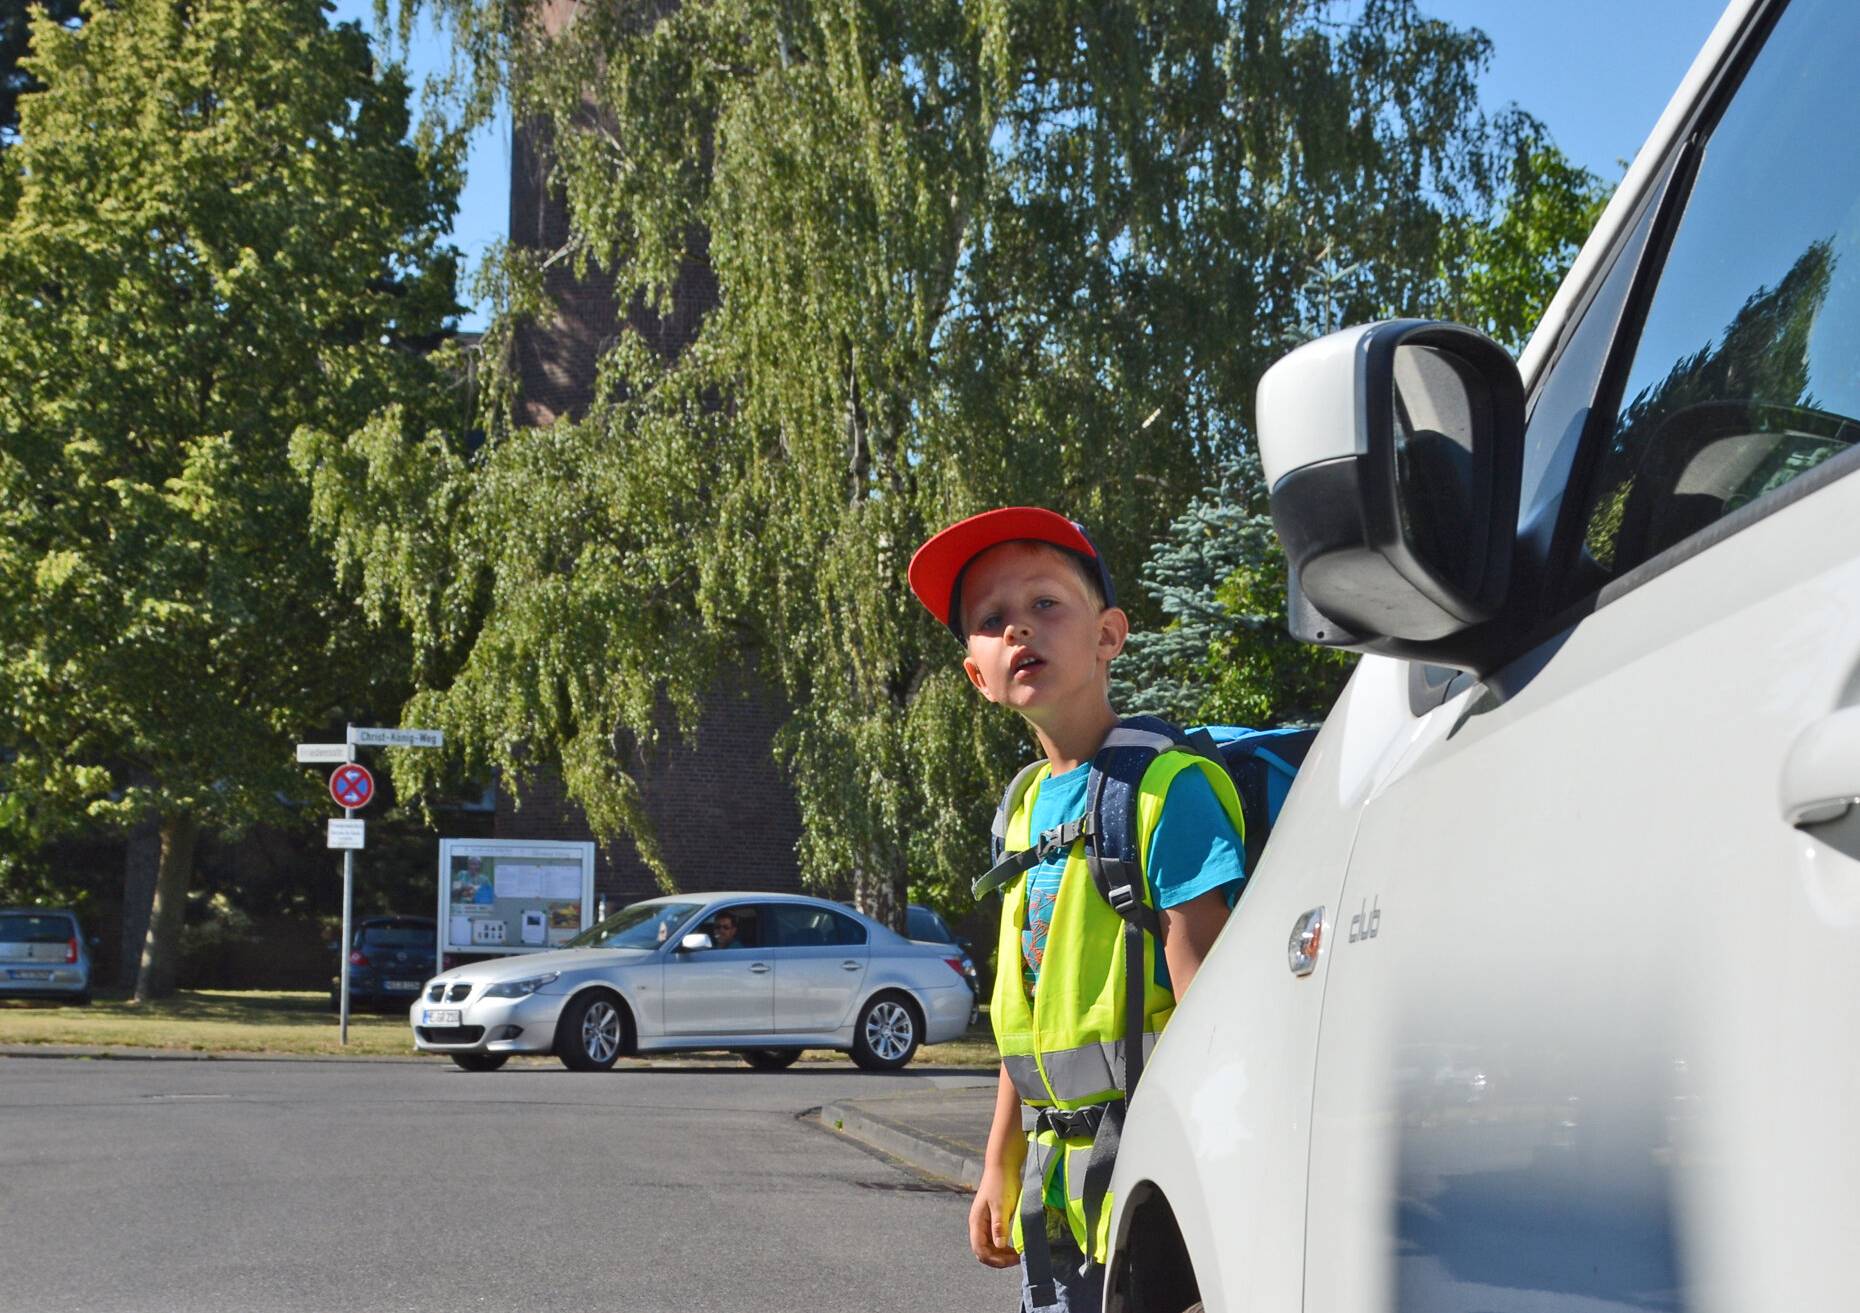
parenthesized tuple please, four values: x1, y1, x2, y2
(299, 726, 443, 1045)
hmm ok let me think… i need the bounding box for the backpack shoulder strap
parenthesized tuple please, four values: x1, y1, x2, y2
(1085, 715, 1233, 931)
(973, 758, 1050, 901)
(990, 758, 1048, 864)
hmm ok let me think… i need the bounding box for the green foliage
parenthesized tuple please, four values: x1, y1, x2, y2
(315, 0, 1543, 917)
(1113, 454, 1354, 728)
(1437, 132, 1611, 353)
(0, 0, 81, 141)
(0, 0, 462, 981)
(1118, 126, 1607, 729)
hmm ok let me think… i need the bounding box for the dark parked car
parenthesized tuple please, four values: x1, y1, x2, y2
(0, 907, 93, 1005)
(906, 903, 979, 1020)
(331, 916, 437, 1012)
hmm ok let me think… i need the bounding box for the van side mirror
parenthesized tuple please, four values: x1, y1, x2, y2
(679, 932, 713, 952)
(1256, 320, 1524, 668)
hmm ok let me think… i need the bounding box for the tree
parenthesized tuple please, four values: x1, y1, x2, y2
(0, 0, 80, 142)
(1438, 131, 1612, 353)
(1116, 132, 1606, 729)
(1112, 453, 1355, 729)
(0, 0, 461, 997)
(302, 0, 1539, 918)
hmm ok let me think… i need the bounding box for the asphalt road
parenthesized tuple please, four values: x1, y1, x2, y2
(0, 1055, 1021, 1313)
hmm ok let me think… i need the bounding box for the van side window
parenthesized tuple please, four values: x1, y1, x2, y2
(1518, 177, 1665, 549)
(1568, 0, 1860, 590)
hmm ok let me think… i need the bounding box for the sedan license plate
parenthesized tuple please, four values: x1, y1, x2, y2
(386, 979, 420, 991)
(423, 1008, 462, 1026)
(8, 969, 52, 980)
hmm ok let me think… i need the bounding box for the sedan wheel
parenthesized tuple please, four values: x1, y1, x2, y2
(850, 993, 920, 1071)
(557, 992, 626, 1072)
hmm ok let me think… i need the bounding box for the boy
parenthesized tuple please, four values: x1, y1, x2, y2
(907, 507, 1248, 1313)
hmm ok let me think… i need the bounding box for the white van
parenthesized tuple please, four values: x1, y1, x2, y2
(1103, 2, 1860, 1310)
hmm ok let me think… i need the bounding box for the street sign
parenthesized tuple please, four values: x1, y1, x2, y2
(348, 726, 444, 749)
(327, 819, 365, 849)
(296, 743, 353, 764)
(329, 763, 375, 810)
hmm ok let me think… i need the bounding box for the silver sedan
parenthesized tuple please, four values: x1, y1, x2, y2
(409, 892, 977, 1073)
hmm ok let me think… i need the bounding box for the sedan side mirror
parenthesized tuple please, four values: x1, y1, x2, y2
(1256, 320, 1524, 671)
(679, 932, 713, 952)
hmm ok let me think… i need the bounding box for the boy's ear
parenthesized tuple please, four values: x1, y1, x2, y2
(962, 652, 1003, 704)
(1097, 606, 1130, 662)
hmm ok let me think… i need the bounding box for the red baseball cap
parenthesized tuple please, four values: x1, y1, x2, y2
(908, 507, 1115, 638)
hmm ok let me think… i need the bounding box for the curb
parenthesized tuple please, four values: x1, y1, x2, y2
(818, 1096, 986, 1189)
(0, 1044, 432, 1064)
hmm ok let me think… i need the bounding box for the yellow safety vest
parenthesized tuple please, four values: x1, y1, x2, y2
(989, 748, 1245, 1263)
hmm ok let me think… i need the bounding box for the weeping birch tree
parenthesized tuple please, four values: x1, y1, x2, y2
(301, 0, 1547, 917)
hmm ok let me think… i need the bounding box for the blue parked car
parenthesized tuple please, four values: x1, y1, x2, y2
(0, 907, 94, 1005)
(330, 915, 437, 1012)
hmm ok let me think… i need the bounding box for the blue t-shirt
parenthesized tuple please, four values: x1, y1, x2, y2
(1019, 758, 1245, 994)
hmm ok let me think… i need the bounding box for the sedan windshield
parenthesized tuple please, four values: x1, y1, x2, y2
(564, 901, 703, 950)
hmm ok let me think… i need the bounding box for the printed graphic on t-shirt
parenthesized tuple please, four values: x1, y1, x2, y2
(1022, 878, 1059, 984)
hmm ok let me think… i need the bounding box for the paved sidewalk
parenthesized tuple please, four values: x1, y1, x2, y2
(818, 1084, 997, 1188)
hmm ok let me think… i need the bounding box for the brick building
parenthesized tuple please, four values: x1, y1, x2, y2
(495, 63, 806, 908)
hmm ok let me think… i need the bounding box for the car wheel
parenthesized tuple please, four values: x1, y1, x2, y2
(850, 992, 921, 1071)
(740, 1048, 802, 1071)
(557, 990, 627, 1072)
(450, 1052, 509, 1073)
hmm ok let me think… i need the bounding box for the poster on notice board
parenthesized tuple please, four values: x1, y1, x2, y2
(437, 838, 596, 956)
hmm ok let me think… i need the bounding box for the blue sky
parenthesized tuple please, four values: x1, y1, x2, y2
(331, 1, 1732, 332)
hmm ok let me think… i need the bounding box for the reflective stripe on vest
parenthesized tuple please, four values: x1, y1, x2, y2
(1008, 1123, 1120, 1260)
(1002, 1034, 1163, 1104)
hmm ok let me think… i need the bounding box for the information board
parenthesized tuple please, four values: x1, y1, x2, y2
(436, 838, 595, 956)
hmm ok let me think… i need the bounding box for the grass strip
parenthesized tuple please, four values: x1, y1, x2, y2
(0, 989, 1001, 1067)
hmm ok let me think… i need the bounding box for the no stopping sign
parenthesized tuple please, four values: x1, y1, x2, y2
(329, 763, 375, 810)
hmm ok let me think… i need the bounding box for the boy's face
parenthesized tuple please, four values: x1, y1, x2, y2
(958, 541, 1127, 721)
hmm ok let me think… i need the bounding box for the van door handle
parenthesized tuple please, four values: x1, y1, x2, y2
(1781, 707, 1860, 827)
(841, 961, 862, 970)
(748, 962, 771, 974)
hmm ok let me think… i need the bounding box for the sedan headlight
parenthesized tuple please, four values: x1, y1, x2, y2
(483, 972, 560, 999)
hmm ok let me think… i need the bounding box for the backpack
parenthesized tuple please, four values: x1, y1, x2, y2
(975, 716, 1316, 911)
(974, 711, 1317, 1081)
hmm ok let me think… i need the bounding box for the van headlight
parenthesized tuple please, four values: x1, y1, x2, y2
(484, 972, 560, 998)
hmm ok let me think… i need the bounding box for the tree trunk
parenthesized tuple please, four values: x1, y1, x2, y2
(852, 858, 908, 935)
(133, 812, 198, 1002)
(118, 809, 160, 991)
